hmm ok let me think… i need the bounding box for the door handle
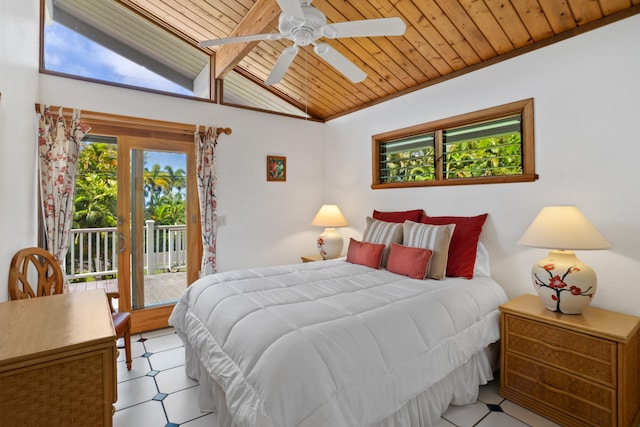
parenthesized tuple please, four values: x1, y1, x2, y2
(119, 232, 126, 253)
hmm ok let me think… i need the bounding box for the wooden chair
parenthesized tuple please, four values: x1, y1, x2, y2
(8, 247, 132, 370)
(106, 291, 132, 370)
(9, 247, 64, 299)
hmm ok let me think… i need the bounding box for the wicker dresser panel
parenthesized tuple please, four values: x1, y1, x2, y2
(506, 315, 616, 386)
(0, 292, 116, 427)
(622, 331, 640, 427)
(505, 352, 615, 427)
(0, 350, 109, 426)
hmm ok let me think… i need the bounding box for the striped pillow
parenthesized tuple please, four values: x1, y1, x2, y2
(403, 221, 455, 280)
(362, 217, 403, 267)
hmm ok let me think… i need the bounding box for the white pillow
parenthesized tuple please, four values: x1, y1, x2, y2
(473, 242, 491, 277)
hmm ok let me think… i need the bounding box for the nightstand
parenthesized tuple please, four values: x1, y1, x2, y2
(301, 254, 325, 263)
(499, 294, 640, 427)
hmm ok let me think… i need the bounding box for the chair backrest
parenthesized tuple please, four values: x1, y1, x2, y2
(9, 247, 64, 300)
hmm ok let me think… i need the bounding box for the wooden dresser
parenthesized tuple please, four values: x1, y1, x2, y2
(0, 290, 117, 426)
(500, 294, 640, 427)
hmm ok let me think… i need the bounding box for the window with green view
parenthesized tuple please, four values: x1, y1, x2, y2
(443, 115, 522, 179)
(380, 133, 436, 183)
(372, 99, 536, 188)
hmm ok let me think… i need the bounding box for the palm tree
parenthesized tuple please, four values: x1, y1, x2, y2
(144, 163, 172, 198)
(144, 163, 187, 225)
(163, 165, 186, 194)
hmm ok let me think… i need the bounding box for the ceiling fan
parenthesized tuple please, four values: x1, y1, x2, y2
(199, 0, 406, 85)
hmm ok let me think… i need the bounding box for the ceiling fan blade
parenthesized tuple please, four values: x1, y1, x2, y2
(314, 43, 366, 83)
(265, 45, 299, 86)
(275, 0, 305, 23)
(199, 33, 282, 48)
(321, 17, 406, 39)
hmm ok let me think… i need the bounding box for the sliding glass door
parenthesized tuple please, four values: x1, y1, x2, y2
(117, 137, 199, 331)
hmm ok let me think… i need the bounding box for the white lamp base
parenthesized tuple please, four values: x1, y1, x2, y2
(317, 227, 343, 259)
(531, 250, 597, 314)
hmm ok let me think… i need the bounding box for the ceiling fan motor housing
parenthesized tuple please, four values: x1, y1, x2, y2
(279, 5, 326, 46)
(198, 0, 405, 85)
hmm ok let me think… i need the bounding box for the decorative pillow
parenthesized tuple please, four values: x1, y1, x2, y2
(345, 238, 385, 269)
(372, 209, 424, 223)
(362, 217, 403, 267)
(386, 243, 433, 280)
(420, 213, 488, 279)
(402, 221, 455, 280)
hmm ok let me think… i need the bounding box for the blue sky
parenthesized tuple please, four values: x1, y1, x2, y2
(44, 21, 191, 96)
(45, 21, 189, 173)
(146, 151, 187, 174)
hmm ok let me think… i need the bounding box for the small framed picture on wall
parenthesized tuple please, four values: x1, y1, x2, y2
(267, 155, 286, 182)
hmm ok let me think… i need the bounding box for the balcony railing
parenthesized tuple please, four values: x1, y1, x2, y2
(66, 221, 187, 281)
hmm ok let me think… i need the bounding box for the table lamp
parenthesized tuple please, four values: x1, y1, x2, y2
(311, 205, 348, 259)
(518, 205, 610, 314)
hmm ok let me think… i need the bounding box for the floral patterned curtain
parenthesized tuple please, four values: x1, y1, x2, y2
(194, 127, 218, 276)
(38, 106, 91, 274)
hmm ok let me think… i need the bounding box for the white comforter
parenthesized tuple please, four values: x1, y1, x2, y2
(169, 258, 508, 427)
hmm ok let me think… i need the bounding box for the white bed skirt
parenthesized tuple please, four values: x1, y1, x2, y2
(181, 334, 499, 427)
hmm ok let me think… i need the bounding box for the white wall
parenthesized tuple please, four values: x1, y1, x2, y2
(325, 14, 640, 316)
(0, 0, 325, 302)
(0, 0, 41, 303)
(37, 75, 326, 274)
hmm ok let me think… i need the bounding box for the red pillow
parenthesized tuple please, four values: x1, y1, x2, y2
(346, 238, 385, 269)
(372, 209, 423, 223)
(420, 213, 488, 279)
(386, 243, 433, 280)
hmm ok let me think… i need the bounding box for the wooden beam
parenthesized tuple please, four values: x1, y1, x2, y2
(214, 0, 281, 79)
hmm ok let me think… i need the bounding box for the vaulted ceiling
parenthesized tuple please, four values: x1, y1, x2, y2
(112, 1, 640, 120)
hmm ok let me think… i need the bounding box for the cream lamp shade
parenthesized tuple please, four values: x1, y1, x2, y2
(518, 205, 610, 314)
(311, 205, 348, 259)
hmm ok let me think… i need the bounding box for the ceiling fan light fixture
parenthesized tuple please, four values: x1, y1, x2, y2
(293, 29, 315, 46)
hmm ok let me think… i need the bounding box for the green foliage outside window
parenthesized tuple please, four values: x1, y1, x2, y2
(74, 142, 119, 228)
(444, 133, 522, 179)
(380, 131, 522, 183)
(381, 146, 436, 182)
(70, 141, 188, 279)
(74, 142, 187, 229)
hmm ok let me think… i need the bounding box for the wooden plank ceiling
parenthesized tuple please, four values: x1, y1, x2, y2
(121, 0, 640, 121)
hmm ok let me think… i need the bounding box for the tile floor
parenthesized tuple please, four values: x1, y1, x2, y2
(115, 327, 564, 427)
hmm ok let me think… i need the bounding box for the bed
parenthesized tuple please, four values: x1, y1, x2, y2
(169, 230, 508, 427)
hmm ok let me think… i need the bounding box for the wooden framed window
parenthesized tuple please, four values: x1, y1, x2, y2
(372, 99, 536, 189)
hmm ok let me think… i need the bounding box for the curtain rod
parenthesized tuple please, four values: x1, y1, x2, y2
(36, 104, 232, 138)
(197, 124, 232, 137)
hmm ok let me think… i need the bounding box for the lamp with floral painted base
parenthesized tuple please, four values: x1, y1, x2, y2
(311, 205, 348, 259)
(518, 205, 610, 314)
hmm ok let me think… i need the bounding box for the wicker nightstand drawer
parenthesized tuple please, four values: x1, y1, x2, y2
(504, 352, 615, 426)
(499, 294, 640, 427)
(505, 315, 616, 386)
